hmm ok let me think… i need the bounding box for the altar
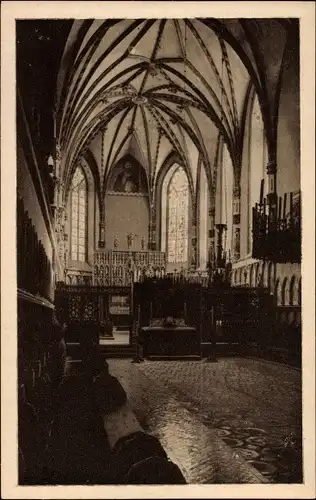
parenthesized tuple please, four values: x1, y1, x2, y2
(140, 326, 200, 360)
(134, 279, 203, 360)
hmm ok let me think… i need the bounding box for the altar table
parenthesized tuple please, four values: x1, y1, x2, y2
(140, 326, 201, 360)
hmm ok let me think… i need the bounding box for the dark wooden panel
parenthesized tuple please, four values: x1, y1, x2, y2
(140, 327, 200, 359)
(55, 284, 133, 343)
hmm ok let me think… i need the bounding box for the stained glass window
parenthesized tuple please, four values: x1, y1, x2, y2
(70, 167, 87, 262)
(248, 93, 268, 253)
(167, 167, 189, 263)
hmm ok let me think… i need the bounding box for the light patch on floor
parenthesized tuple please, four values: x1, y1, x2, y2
(107, 357, 302, 483)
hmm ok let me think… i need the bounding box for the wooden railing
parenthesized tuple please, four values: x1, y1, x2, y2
(252, 191, 301, 263)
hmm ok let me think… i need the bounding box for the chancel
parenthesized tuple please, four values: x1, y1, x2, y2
(16, 17, 302, 486)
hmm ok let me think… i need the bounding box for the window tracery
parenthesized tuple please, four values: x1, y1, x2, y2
(167, 167, 189, 264)
(70, 167, 87, 262)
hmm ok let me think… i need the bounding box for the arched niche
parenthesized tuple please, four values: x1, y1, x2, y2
(254, 262, 260, 286)
(161, 165, 190, 270)
(105, 155, 149, 251)
(196, 158, 209, 271)
(268, 262, 274, 292)
(65, 158, 96, 268)
(249, 264, 255, 287)
(106, 154, 149, 195)
(217, 142, 234, 258)
(275, 278, 281, 306)
(240, 85, 268, 258)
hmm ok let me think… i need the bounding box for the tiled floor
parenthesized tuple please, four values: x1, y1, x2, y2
(108, 357, 302, 484)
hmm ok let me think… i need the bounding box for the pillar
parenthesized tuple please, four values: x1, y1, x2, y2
(207, 206, 216, 273)
(266, 158, 277, 221)
(215, 223, 227, 267)
(98, 219, 106, 248)
(232, 185, 241, 262)
(148, 203, 156, 251)
(191, 205, 197, 269)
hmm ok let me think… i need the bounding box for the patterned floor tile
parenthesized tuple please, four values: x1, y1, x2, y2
(108, 357, 302, 484)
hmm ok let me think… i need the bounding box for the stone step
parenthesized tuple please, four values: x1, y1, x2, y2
(66, 342, 135, 359)
(99, 349, 135, 358)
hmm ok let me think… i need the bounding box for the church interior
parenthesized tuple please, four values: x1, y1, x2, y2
(16, 18, 302, 485)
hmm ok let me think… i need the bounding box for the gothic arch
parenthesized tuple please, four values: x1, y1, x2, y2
(155, 152, 194, 253)
(242, 85, 268, 255)
(282, 277, 288, 306)
(65, 155, 95, 205)
(275, 278, 281, 306)
(164, 167, 190, 265)
(255, 262, 260, 286)
(105, 154, 149, 197)
(65, 158, 96, 267)
(261, 261, 268, 287)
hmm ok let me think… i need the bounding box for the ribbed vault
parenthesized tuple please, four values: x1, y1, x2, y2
(55, 18, 292, 200)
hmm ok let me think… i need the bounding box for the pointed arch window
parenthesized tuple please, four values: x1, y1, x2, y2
(70, 166, 87, 262)
(248, 92, 268, 253)
(167, 167, 189, 264)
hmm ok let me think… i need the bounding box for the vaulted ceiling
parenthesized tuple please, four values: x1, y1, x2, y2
(50, 19, 295, 198)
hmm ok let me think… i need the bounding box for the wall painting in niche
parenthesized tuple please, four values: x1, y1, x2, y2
(113, 160, 147, 194)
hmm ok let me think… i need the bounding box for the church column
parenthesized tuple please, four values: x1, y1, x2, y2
(214, 145, 227, 267)
(98, 215, 106, 248)
(51, 143, 68, 273)
(266, 158, 277, 222)
(232, 185, 241, 262)
(98, 181, 106, 248)
(266, 158, 277, 289)
(216, 223, 226, 267)
(148, 203, 156, 251)
(207, 205, 216, 272)
(190, 205, 197, 269)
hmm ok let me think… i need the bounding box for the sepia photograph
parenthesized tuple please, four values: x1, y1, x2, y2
(1, 2, 315, 499)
